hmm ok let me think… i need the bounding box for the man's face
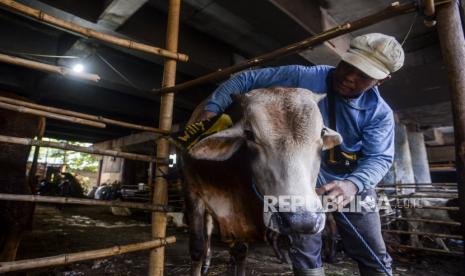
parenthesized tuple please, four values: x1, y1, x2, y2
(332, 61, 385, 98)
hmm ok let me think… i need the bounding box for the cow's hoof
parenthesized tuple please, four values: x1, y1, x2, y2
(324, 254, 337, 264)
(201, 265, 210, 275)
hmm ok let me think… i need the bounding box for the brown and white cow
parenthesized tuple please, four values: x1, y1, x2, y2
(0, 93, 43, 263)
(182, 87, 342, 275)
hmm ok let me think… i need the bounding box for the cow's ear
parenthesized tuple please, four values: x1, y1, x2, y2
(322, 127, 342, 151)
(188, 124, 244, 161)
(312, 93, 326, 103)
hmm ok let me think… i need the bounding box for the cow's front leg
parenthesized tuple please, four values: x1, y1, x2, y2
(186, 194, 206, 276)
(0, 228, 23, 262)
(202, 213, 214, 275)
(229, 242, 248, 276)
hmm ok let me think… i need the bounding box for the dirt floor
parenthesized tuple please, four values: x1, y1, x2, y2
(14, 205, 464, 276)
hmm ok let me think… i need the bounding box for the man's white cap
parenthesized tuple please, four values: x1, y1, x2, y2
(341, 33, 405, 80)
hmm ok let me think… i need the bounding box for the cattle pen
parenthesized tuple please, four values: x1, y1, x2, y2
(0, 0, 464, 275)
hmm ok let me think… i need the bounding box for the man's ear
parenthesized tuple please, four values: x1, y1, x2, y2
(322, 127, 343, 150)
(377, 75, 391, 86)
(188, 124, 244, 161)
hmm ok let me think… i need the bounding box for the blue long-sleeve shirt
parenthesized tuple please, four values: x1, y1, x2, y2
(204, 65, 395, 193)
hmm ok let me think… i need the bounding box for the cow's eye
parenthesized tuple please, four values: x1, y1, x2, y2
(244, 130, 255, 141)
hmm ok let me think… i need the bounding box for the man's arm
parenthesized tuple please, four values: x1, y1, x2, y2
(345, 108, 395, 194)
(203, 65, 303, 115)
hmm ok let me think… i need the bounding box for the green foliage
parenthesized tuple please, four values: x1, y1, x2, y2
(29, 138, 100, 172)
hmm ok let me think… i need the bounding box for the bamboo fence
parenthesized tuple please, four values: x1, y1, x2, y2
(0, 237, 176, 273)
(0, 134, 167, 164)
(0, 95, 169, 134)
(0, 193, 173, 212)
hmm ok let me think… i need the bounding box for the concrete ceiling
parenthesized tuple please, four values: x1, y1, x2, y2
(0, 0, 458, 143)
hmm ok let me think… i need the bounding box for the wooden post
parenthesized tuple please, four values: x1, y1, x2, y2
(149, 0, 180, 275)
(28, 117, 46, 185)
(436, 1, 465, 258)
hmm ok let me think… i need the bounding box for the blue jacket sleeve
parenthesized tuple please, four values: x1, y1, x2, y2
(204, 66, 303, 113)
(346, 107, 395, 193)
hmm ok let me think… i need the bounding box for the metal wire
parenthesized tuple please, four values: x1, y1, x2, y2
(96, 52, 141, 90)
(401, 12, 418, 46)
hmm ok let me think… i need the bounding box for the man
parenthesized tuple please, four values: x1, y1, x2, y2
(179, 33, 404, 276)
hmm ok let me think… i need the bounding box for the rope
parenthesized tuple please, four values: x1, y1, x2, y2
(251, 177, 264, 202)
(339, 212, 392, 276)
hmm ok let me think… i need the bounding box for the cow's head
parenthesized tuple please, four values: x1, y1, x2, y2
(189, 88, 342, 235)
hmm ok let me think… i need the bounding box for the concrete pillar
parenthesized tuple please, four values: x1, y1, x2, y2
(382, 122, 415, 194)
(407, 130, 432, 184)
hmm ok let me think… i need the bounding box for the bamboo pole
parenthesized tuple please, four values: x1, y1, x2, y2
(29, 117, 46, 185)
(0, 237, 176, 273)
(149, 1, 180, 275)
(0, 95, 170, 134)
(388, 217, 461, 226)
(425, 0, 436, 16)
(0, 193, 173, 212)
(392, 205, 459, 211)
(153, 0, 452, 94)
(388, 194, 458, 199)
(423, 0, 437, 27)
(0, 101, 106, 128)
(382, 229, 462, 239)
(0, 135, 167, 164)
(0, 0, 188, 62)
(0, 52, 100, 82)
(388, 243, 463, 256)
(378, 183, 457, 187)
(380, 189, 458, 194)
(437, 1, 465, 258)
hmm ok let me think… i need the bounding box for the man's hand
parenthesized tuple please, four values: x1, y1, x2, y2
(316, 180, 358, 209)
(198, 111, 218, 121)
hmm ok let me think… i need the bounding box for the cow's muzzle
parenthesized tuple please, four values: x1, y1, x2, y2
(266, 210, 326, 235)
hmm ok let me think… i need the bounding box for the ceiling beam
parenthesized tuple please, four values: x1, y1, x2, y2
(58, 0, 149, 68)
(269, 0, 349, 65)
(97, 0, 148, 30)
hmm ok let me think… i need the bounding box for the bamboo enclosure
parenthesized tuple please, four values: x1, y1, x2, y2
(0, 193, 173, 212)
(0, 52, 100, 82)
(0, 134, 167, 164)
(0, 0, 188, 62)
(0, 237, 176, 273)
(0, 0, 463, 273)
(0, 95, 170, 134)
